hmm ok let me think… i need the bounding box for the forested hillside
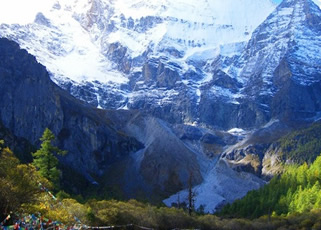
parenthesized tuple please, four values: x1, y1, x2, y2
(220, 152, 321, 221)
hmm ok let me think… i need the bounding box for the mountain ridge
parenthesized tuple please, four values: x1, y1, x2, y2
(0, 0, 277, 115)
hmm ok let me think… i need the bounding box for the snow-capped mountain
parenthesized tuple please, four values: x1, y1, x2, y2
(229, 0, 321, 89)
(90, 0, 275, 57)
(0, 0, 276, 111)
(148, 0, 321, 212)
(2, 0, 321, 213)
(224, 0, 321, 122)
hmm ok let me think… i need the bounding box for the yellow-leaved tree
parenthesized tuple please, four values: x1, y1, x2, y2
(0, 140, 46, 218)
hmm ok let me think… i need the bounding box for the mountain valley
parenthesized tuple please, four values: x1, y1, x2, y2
(1, 0, 321, 213)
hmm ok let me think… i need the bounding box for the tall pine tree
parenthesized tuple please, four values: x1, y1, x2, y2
(32, 128, 66, 189)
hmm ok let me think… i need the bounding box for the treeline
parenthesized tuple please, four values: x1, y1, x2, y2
(220, 153, 321, 220)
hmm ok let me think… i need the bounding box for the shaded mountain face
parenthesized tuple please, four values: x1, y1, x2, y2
(0, 37, 142, 179)
(0, 38, 205, 200)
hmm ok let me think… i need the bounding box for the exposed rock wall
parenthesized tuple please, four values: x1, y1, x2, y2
(0, 38, 142, 180)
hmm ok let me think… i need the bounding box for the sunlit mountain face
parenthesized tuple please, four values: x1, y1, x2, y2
(0, 0, 276, 94)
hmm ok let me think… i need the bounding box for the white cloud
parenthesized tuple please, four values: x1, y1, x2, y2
(0, 0, 54, 24)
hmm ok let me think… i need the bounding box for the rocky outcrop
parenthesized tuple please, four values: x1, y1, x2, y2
(141, 58, 181, 89)
(58, 80, 128, 109)
(212, 70, 243, 93)
(220, 119, 312, 178)
(106, 42, 132, 74)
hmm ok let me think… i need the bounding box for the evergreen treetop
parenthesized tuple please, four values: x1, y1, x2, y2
(32, 128, 66, 189)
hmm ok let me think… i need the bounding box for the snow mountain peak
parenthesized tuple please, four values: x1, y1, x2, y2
(0, 0, 278, 114)
(227, 0, 321, 98)
(0, 0, 276, 83)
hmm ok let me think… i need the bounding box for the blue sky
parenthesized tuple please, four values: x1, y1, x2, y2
(273, 0, 282, 3)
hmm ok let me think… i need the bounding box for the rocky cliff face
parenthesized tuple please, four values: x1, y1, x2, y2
(0, 37, 142, 181)
(0, 38, 206, 199)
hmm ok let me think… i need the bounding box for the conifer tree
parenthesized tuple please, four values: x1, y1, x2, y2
(32, 128, 66, 189)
